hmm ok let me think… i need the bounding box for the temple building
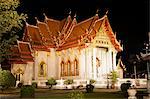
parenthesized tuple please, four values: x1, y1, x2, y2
(9, 12, 123, 85)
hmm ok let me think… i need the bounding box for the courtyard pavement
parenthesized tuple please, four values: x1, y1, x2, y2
(0, 88, 147, 99)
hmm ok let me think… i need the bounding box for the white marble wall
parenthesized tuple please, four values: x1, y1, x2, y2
(23, 62, 33, 85)
(34, 51, 48, 80)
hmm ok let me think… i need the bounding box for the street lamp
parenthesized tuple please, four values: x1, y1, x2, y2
(146, 32, 150, 96)
(141, 32, 150, 97)
(133, 61, 137, 80)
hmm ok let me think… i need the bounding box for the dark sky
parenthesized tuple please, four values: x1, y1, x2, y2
(20, 0, 149, 72)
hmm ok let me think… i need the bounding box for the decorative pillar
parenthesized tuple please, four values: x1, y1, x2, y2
(93, 48, 97, 79)
(85, 48, 87, 79)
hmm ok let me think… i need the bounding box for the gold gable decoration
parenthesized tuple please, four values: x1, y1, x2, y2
(116, 58, 126, 71)
(56, 51, 61, 56)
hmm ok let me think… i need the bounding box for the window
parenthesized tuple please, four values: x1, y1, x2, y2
(39, 61, 46, 77)
(60, 61, 65, 76)
(60, 58, 79, 77)
(74, 59, 79, 76)
(67, 60, 71, 76)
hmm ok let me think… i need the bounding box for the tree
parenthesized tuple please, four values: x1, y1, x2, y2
(0, 0, 26, 63)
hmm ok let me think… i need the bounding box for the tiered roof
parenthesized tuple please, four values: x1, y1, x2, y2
(22, 12, 122, 52)
(9, 41, 33, 64)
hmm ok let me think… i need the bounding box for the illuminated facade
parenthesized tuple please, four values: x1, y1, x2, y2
(9, 12, 123, 85)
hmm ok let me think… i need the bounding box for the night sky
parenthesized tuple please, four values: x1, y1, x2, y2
(20, 0, 149, 73)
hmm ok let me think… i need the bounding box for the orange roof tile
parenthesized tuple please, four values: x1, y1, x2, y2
(22, 14, 122, 52)
(25, 24, 49, 51)
(37, 21, 55, 46)
(9, 46, 26, 64)
(9, 41, 34, 64)
(27, 25, 42, 42)
(45, 18, 60, 37)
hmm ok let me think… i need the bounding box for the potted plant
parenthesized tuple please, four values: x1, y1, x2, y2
(85, 79, 95, 93)
(46, 77, 57, 89)
(32, 82, 37, 88)
(89, 79, 96, 85)
(64, 79, 74, 89)
(110, 70, 118, 89)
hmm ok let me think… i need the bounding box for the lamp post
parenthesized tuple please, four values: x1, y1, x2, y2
(133, 61, 137, 80)
(142, 32, 150, 96)
(146, 32, 150, 96)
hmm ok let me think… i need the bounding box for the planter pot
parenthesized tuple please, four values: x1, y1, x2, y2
(66, 85, 72, 89)
(111, 83, 115, 89)
(127, 89, 137, 99)
(86, 84, 94, 93)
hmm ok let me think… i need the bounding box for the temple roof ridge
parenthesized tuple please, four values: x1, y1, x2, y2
(75, 16, 94, 26)
(45, 17, 61, 23)
(27, 23, 39, 28)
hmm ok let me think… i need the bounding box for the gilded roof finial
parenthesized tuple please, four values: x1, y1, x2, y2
(25, 21, 29, 26)
(43, 13, 48, 19)
(35, 17, 39, 23)
(74, 13, 77, 18)
(68, 8, 71, 15)
(105, 10, 109, 15)
(96, 9, 99, 15)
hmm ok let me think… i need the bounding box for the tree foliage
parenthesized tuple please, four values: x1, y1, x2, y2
(0, 0, 27, 63)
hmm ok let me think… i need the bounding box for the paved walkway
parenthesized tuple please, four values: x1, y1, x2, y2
(0, 94, 19, 99)
(0, 88, 147, 99)
(0, 88, 120, 99)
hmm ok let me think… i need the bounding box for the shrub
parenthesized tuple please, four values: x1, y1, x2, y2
(90, 79, 96, 84)
(120, 82, 131, 92)
(20, 85, 35, 98)
(64, 79, 74, 85)
(32, 82, 37, 88)
(46, 77, 57, 89)
(68, 90, 84, 99)
(0, 69, 16, 90)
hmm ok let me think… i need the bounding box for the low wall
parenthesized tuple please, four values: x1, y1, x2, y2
(32, 78, 147, 89)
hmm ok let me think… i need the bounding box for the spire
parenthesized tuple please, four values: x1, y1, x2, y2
(74, 13, 77, 18)
(96, 9, 99, 16)
(105, 10, 109, 15)
(35, 17, 39, 23)
(68, 9, 71, 15)
(25, 21, 29, 26)
(43, 13, 48, 20)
